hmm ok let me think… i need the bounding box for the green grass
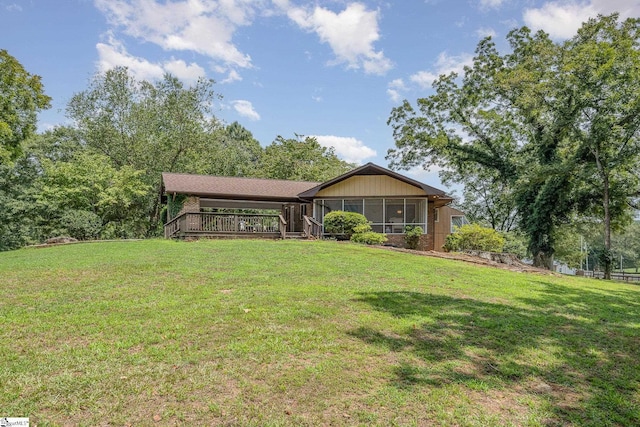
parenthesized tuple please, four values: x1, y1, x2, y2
(1, 239, 639, 426)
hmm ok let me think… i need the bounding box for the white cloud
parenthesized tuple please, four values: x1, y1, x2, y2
(312, 135, 376, 164)
(5, 3, 22, 12)
(220, 69, 242, 84)
(280, 2, 393, 75)
(476, 27, 497, 38)
(95, 0, 256, 68)
(523, 2, 596, 39)
(479, 0, 507, 9)
(387, 78, 406, 103)
(96, 36, 165, 81)
(410, 52, 473, 89)
(96, 34, 206, 83)
(163, 58, 206, 82)
(231, 100, 260, 120)
(409, 71, 439, 89)
(523, 0, 640, 40)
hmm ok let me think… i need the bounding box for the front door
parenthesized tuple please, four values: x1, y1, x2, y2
(284, 205, 296, 232)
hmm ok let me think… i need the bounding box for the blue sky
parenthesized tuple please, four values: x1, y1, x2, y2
(2, 0, 639, 189)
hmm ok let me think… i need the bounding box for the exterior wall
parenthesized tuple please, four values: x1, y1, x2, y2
(432, 205, 465, 251)
(178, 196, 201, 216)
(316, 175, 425, 197)
(385, 234, 433, 251)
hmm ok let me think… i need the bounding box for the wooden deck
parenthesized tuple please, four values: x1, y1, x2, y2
(164, 212, 322, 240)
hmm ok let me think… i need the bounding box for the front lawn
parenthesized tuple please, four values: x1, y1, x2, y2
(1, 239, 638, 426)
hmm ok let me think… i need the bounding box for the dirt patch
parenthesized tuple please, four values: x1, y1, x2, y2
(379, 246, 558, 275)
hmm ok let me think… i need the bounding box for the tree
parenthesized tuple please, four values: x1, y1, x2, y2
(387, 15, 640, 272)
(563, 15, 640, 279)
(66, 67, 221, 234)
(0, 50, 51, 162)
(258, 135, 354, 181)
(440, 166, 518, 232)
(189, 121, 263, 177)
(36, 152, 150, 238)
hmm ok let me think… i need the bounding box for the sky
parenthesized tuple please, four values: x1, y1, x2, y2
(2, 0, 639, 191)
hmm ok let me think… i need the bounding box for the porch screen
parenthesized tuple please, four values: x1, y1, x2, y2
(316, 198, 427, 234)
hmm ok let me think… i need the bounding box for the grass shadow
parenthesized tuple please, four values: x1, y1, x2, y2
(351, 283, 640, 426)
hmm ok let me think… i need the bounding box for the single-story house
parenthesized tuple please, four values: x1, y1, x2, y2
(162, 162, 465, 251)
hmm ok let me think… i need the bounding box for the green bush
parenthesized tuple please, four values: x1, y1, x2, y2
(403, 225, 423, 249)
(323, 211, 369, 238)
(443, 223, 504, 252)
(351, 232, 387, 245)
(59, 210, 102, 241)
(351, 223, 387, 245)
(502, 231, 528, 259)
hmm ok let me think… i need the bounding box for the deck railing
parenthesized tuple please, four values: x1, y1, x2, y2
(165, 212, 282, 237)
(278, 215, 287, 239)
(303, 215, 322, 239)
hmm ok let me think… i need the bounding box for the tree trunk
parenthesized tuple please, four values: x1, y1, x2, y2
(533, 251, 554, 270)
(603, 172, 612, 280)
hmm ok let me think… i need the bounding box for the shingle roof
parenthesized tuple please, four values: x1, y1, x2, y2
(162, 172, 320, 202)
(162, 163, 453, 204)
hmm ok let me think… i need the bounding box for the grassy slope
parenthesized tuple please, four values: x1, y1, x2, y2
(1, 239, 639, 426)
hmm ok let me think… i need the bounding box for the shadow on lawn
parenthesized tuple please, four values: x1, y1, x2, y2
(351, 282, 640, 426)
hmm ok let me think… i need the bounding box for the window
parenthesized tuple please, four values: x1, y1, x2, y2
(385, 200, 405, 233)
(451, 215, 466, 233)
(344, 199, 363, 214)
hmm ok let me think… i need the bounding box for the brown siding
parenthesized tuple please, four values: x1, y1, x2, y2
(433, 205, 464, 251)
(316, 175, 426, 197)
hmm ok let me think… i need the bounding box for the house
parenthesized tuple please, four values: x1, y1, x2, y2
(162, 162, 464, 251)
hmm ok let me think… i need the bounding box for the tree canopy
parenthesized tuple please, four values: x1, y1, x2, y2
(0, 50, 51, 162)
(258, 135, 354, 182)
(387, 14, 640, 275)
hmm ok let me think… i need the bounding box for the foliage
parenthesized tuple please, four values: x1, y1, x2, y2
(36, 152, 150, 239)
(58, 209, 102, 240)
(387, 14, 640, 275)
(0, 154, 41, 250)
(501, 230, 528, 259)
(443, 223, 505, 253)
(0, 49, 51, 162)
(258, 135, 354, 181)
(350, 223, 387, 245)
(1, 239, 640, 426)
(403, 225, 423, 250)
(562, 15, 640, 278)
(323, 211, 369, 238)
(441, 166, 518, 232)
(66, 67, 222, 234)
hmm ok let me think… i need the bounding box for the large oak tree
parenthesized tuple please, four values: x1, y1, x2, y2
(387, 15, 640, 275)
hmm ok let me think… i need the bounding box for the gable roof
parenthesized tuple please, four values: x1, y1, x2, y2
(162, 163, 453, 204)
(297, 162, 451, 199)
(162, 172, 320, 202)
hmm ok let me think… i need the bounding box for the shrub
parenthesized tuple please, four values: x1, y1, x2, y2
(443, 223, 504, 252)
(59, 210, 102, 241)
(350, 223, 387, 245)
(323, 211, 369, 238)
(502, 231, 528, 259)
(351, 232, 388, 245)
(403, 225, 423, 249)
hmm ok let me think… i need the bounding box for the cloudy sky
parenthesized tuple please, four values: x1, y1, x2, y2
(2, 0, 639, 187)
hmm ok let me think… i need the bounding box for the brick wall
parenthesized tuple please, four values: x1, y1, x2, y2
(385, 233, 433, 251)
(178, 196, 200, 216)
